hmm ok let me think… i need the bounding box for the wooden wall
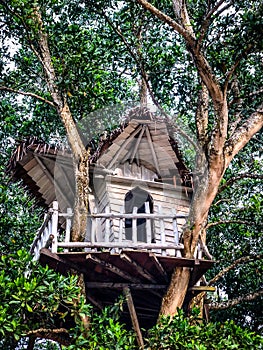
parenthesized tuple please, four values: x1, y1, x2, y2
(93, 174, 189, 244)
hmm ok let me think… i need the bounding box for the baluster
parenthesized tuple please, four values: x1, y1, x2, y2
(44, 226, 49, 247)
(198, 242, 202, 259)
(194, 244, 198, 259)
(172, 208, 181, 257)
(119, 206, 124, 243)
(34, 242, 40, 261)
(158, 205, 166, 256)
(145, 202, 151, 244)
(105, 206, 110, 243)
(132, 207, 138, 245)
(91, 207, 97, 244)
(64, 208, 72, 252)
(51, 201, 59, 253)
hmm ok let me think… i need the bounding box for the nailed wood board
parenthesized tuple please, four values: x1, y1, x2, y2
(23, 158, 38, 172)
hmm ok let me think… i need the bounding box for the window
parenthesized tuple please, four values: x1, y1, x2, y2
(124, 186, 154, 242)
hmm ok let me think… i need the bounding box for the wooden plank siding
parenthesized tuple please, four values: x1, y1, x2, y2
(93, 176, 189, 248)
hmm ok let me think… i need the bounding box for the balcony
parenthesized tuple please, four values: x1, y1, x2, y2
(30, 201, 204, 259)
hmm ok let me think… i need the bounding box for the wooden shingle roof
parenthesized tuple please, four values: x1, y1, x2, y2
(7, 113, 192, 209)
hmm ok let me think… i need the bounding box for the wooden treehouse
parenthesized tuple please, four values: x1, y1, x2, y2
(8, 113, 214, 330)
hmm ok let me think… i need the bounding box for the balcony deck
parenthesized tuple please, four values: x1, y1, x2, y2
(32, 201, 215, 329)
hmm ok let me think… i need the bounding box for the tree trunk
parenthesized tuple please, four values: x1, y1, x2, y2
(160, 267, 190, 316)
(160, 150, 226, 316)
(71, 152, 90, 242)
(32, 7, 89, 241)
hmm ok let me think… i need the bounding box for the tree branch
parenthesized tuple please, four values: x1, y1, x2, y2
(209, 289, 263, 310)
(229, 88, 263, 108)
(218, 173, 263, 194)
(96, 5, 198, 150)
(206, 219, 252, 229)
(223, 44, 253, 94)
(0, 86, 56, 108)
(172, 0, 195, 36)
(136, 0, 195, 44)
(0, 1, 45, 67)
(208, 254, 262, 286)
(197, 0, 232, 50)
(136, 0, 226, 155)
(224, 103, 263, 165)
(26, 328, 71, 346)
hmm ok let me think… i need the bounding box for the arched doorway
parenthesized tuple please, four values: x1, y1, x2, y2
(124, 186, 154, 242)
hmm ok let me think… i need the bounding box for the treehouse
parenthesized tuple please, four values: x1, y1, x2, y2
(8, 110, 214, 330)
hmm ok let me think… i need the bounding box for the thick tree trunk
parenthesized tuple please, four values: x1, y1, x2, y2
(160, 145, 227, 316)
(160, 267, 190, 316)
(33, 7, 89, 241)
(71, 152, 90, 242)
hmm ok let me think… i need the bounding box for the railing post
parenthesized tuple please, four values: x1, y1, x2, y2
(158, 205, 166, 256)
(172, 208, 182, 257)
(64, 207, 72, 252)
(132, 207, 138, 244)
(145, 202, 152, 244)
(105, 206, 110, 242)
(119, 206, 124, 243)
(51, 201, 59, 253)
(198, 243, 202, 259)
(91, 207, 97, 244)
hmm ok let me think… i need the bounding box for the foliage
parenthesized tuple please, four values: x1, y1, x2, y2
(207, 136, 263, 332)
(0, 249, 86, 347)
(67, 298, 136, 350)
(145, 309, 263, 349)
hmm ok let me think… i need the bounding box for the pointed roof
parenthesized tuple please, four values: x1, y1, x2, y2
(97, 118, 187, 180)
(7, 111, 192, 209)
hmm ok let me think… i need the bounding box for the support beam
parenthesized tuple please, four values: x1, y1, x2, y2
(40, 248, 88, 275)
(86, 254, 141, 283)
(120, 253, 157, 283)
(107, 125, 143, 169)
(86, 293, 104, 310)
(149, 253, 168, 282)
(123, 287, 144, 349)
(85, 282, 167, 289)
(129, 125, 146, 164)
(188, 286, 216, 292)
(145, 125, 161, 176)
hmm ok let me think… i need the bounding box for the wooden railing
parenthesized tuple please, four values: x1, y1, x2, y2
(30, 201, 198, 259)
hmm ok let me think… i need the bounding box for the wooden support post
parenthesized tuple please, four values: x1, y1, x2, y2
(27, 336, 36, 350)
(123, 287, 144, 349)
(51, 201, 59, 253)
